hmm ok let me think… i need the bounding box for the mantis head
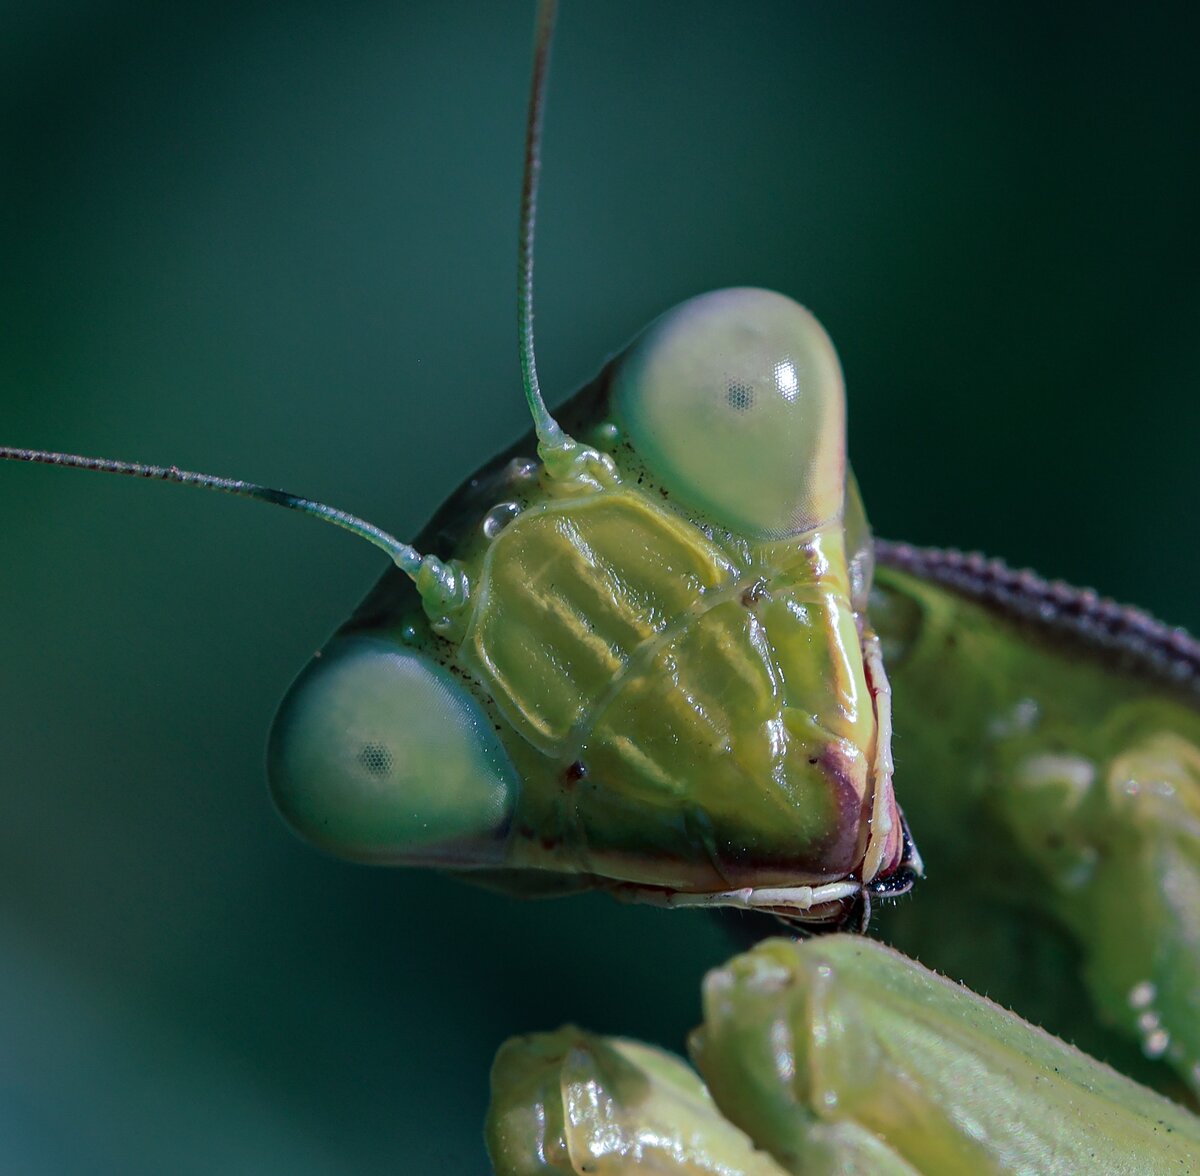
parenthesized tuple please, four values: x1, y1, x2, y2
(267, 283, 913, 927)
(1, 0, 916, 930)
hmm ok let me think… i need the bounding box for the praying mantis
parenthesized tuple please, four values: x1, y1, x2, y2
(2, 1, 1199, 1171)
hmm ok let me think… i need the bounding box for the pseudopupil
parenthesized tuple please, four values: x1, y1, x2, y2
(357, 742, 394, 777)
(726, 380, 755, 411)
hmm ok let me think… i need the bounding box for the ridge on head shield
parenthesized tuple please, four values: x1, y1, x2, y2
(268, 288, 917, 929)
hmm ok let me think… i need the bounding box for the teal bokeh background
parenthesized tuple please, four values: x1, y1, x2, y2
(2, 1, 1198, 1170)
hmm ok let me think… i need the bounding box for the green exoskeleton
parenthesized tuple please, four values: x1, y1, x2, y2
(871, 549, 1200, 1099)
(3, 0, 1199, 1169)
(487, 937, 1200, 1174)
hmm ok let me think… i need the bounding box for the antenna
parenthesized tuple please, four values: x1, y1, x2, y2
(1, 1, 580, 595)
(0, 446, 426, 579)
(517, 0, 570, 462)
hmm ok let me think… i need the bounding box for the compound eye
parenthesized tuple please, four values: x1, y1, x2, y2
(611, 288, 846, 537)
(268, 635, 517, 864)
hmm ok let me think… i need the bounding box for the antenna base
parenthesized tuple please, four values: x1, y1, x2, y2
(538, 436, 620, 495)
(417, 555, 472, 639)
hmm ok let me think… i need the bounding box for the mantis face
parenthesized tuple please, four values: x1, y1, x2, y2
(269, 287, 916, 927)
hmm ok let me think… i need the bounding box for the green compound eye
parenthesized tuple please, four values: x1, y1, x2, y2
(611, 288, 847, 538)
(268, 635, 518, 864)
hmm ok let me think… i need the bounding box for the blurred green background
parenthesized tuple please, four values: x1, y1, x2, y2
(2, 1, 1198, 1171)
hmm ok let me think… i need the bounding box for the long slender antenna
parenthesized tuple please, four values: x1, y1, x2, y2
(0, 446, 425, 578)
(518, 0, 568, 459)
